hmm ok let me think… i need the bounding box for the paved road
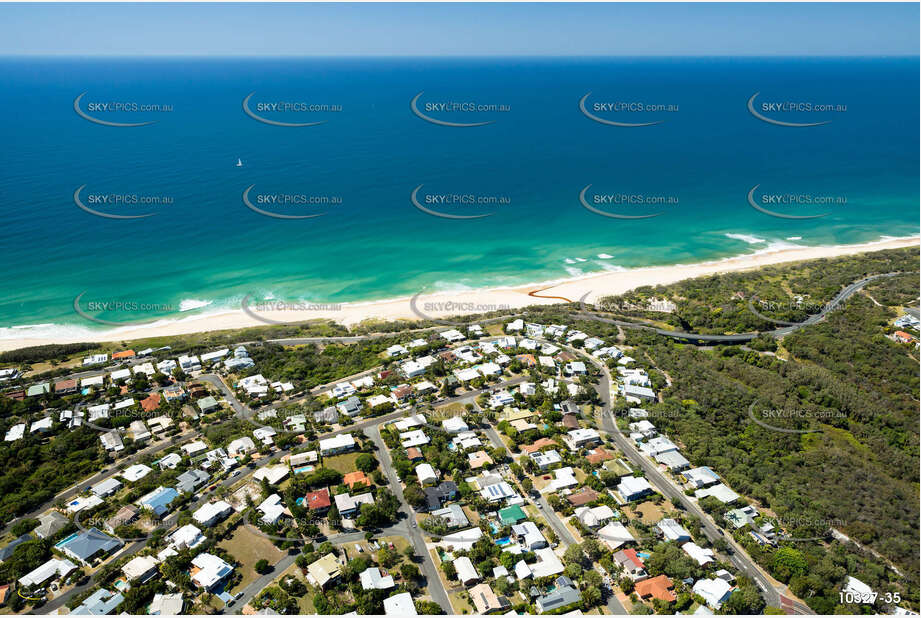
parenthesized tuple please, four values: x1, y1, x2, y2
(364, 424, 452, 613)
(579, 345, 814, 615)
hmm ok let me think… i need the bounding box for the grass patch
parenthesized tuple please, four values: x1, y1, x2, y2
(320, 451, 363, 475)
(218, 525, 286, 594)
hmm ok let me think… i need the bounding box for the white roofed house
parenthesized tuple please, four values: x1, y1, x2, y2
(693, 577, 733, 609)
(657, 518, 692, 542)
(564, 428, 601, 451)
(618, 476, 653, 501)
(360, 566, 395, 591)
(682, 541, 715, 566)
(200, 348, 229, 365)
(253, 426, 277, 445)
(81, 375, 104, 389)
(30, 416, 53, 434)
(132, 362, 156, 376)
(453, 556, 481, 586)
(640, 436, 679, 457)
(694, 483, 740, 504)
(87, 403, 110, 422)
(416, 463, 438, 486)
(178, 354, 201, 373)
(193, 500, 233, 527)
(655, 450, 690, 471)
(227, 436, 256, 457)
(122, 555, 159, 583)
(442, 416, 469, 433)
(440, 329, 465, 342)
(385, 344, 408, 357)
(596, 521, 636, 550)
(109, 368, 131, 382)
(512, 521, 548, 551)
(191, 553, 233, 590)
(683, 466, 720, 488)
(400, 429, 430, 448)
(319, 433, 356, 455)
(156, 359, 178, 375)
(624, 383, 657, 402)
(258, 494, 286, 525)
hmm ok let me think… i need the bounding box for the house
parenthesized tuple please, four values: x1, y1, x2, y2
(629, 420, 657, 438)
(198, 396, 220, 414)
(564, 428, 601, 451)
(535, 576, 581, 614)
(122, 464, 153, 483)
(544, 466, 579, 492)
(468, 450, 493, 469)
(682, 542, 715, 566)
(193, 501, 233, 527)
(105, 505, 139, 534)
(58, 528, 122, 565)
(169, 524, 206, 550)
(343, 470, 370, 490)
(149, 593, 184, 615)
(512, 521, 547, 551)
(454, 556, 480, 585)
(384, 591, 417, 616)
(175, 469, 210, 494)
(0, 534, 33, 563)
(228, 436, 256, 457)
(305, 488, 331, 512)
(162, 385, 186, 402)
(18, 557, 77, 587)
(635, 574, 677, 603)
(54, 378, 78, 394)
(640, 436, 678, 457)
(693, 577, 733, 609)
(683, 466, 720, 488)
(72, 588, 124, 615)
(586, 447, 615, 465)
(337, 396, 363, 417)
(138, 486, 179, 516)
(83, 353, 108, 366)
(254, 426, 277, 445)
(178, 354, 201, 373)
(159, 452, 182, 470)
(597, 521, 637, 550)
(498, 504, 527, 526)
(843, 576, 874, 599)
(81, 375, 105, 389)
(359, 567, 395, 590)
(65, 495, 103, 514)
(253, 465, 289, 486)
(128, 420, 151, 442)
(430, 503, 469, 528)
(92, 477, 123, 498)
(399, 429, 430, 448)
(319, 433, 356, 455)
(34, 511, 69, 539)
(531, 449, 562, 470)
(4, 424, 25, 442)
(624, 383, 656, 401)
(480, 480, 516, 503)
(618, 476, 653, 501)
(307, 553, 341, 588)
(442, 416, 469, 433)
(386, 344, 408, 357)
(100, 430, 124, 452)
(566, 486, 600, 507)
(191, 553, 233, 590)
(181, 440, 209, 457)
(655, 450, 690, 471)
(658, 518, 692, 542)
(695, 483, 740, 504)
(565, 361, 587, 376)
(574, 504, 615, 528)
(314, 406, 339, 425)
(257, 494, 286, 525)
(333, 492, 375, 518)
(469, 582, 509, 614)
(613, 548, 647, 580)
(122, 555, 159, 583)
(424, 481, 459, 511)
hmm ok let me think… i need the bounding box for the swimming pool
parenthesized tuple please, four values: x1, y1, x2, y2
(494, 536, 512, 546)
(294, 465, 314, 474)
(55, 532, 79, 548)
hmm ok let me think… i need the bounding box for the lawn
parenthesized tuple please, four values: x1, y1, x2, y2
(321, 451, 363, 474)
(218, 525, 286, 594)
(633, 500, 664, 524)
(449, 590, 476, 614)
(435, 402, 468, 416)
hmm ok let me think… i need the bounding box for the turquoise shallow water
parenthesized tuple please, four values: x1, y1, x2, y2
(0, 57, 917, 340)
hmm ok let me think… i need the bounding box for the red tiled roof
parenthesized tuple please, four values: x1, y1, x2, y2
(635, 574, 676, 602)
(112, 350, 136, 359)
(406, 447, 423, 460)
(141, 392, 161, 413)
(305, 488, 331, 510)
(586, 447, 614, 465)
(521, 437, 557, 454)
(344, 471, 370, 489)
(566, 487, 599, 506)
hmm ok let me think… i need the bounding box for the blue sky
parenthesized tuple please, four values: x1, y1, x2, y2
(0, 3, 917, 56)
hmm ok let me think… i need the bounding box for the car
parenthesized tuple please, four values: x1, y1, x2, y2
(230, 470, 240, 477)
(411, 521, 417, 528)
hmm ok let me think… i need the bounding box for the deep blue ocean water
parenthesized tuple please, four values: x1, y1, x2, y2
(0, 57, 917, 338)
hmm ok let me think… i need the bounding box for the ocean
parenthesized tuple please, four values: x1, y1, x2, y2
(0, 57, 917, 339)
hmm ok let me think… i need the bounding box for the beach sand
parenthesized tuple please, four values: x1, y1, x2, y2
(2, 236, 917, 352)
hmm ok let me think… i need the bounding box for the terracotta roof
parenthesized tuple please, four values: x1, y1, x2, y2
(343, 471, 370, 489)
(586, 447, 614, 465)
(562, 414, 580, 429)
(141, 392, 162, 413)
(515, 354, 537, 366)
(521, 437, 558, 454)
(635, 574, 677, 602)
(566, 487, 599, 506)
(54, 379, 78, 391)
(112, 350, 136, 359)
(305, 488, 331, 510)
(406, 447, 423, 460)
(615, 548, 645, 570)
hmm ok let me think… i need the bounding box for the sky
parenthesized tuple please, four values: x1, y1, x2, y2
(0, 3, 917, 57)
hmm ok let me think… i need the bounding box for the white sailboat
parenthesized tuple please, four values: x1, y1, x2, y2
(236, 158, 243, 167)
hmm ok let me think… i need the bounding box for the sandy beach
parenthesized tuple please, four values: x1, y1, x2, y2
(2, 236, 917, 352)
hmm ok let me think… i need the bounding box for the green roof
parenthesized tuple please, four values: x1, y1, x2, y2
(498, 504, 526, 525)
(198, 396, 219, 410)
(26, 382, 50, 396)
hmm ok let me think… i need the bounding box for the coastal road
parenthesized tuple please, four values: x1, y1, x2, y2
(578, 345, 814, 615)
(363, 423, 452, 614)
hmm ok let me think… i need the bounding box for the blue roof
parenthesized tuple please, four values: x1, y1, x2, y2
(59, 528, 122, 563)
(140, 487, 179, 516)
(73, 588, 124, 615)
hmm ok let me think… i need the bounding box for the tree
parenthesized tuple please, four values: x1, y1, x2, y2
(356, 452, 378, 473)
(581, 586, 602, 610)
(327, 505, 341, 530)
(564, 543, 585, 566)
(403, 484, 426, 509)
(400, 563, 420, 580)
(442, 561, 457, 581)
(254, 559, 272, 574)
(415, 600, 444, 614)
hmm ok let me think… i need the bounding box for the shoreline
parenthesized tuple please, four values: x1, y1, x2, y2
(1, 235, 917, 352)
